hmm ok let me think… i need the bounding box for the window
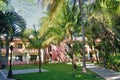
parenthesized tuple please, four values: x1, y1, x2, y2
(16, 44, 22, 49)
(30, 55, 37, 61)
(15, 55, 23, 62)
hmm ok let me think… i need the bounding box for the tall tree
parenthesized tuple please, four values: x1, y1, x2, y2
(78, 0, 87, 73)
(0, 10, 26, 66)
(40, 0, 83, 75)
(28, 26, 45, 73)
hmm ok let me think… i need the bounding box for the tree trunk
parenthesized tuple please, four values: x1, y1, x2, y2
(72, 56, 77, 76)
(78, 0, 87, 73)
(44, 48, 46, 65)
(38, 49, 42, 73)
(94, 49, 99, 64)
(5, 36, 10, 67)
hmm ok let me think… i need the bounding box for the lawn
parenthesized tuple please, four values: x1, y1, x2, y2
(12, 63, 104, 80)
(11, 64, 39, 70)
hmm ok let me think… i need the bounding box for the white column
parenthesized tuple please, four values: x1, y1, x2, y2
(96, 49, 99, 60)
(87, 46, 90, 60)
(37, 56, 39, 61)
(26, 50, 30, 64)
(23, 55, 25, 62)
(41, 49, 44, 62)
(27, 52, 30, 64)
(12, 55, 15, 63)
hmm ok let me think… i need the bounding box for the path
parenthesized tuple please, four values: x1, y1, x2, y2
(86, 64, 120, 80)
(0, 69, 15, 80)
(0, 68, 48, 80)
(12, 68, 48, 74)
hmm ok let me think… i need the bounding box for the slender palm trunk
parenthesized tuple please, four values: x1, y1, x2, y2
(69, 27, 77, 76)
(5, 36, 10, 67)
(72, 55, 77, 76)
(44, 48, 47, 65)
(38, 48, 42, 73)
(78, 0, 86, 73)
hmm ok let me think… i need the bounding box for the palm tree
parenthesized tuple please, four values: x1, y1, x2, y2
(0, 10, 26, 67)
(28, 26, 45, 73)
(40, 0, 83, 75)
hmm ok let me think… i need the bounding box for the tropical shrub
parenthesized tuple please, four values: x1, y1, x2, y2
(107, 53, 120, 71)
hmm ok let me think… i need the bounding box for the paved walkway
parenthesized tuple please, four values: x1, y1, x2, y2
(0, 70, 15, 80)
(0, 68, 48, 80)
(86, 64, 120, 80)
(12, 68, 48, 75)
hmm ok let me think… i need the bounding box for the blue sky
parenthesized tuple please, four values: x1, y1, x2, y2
(10, 0, 45, 29)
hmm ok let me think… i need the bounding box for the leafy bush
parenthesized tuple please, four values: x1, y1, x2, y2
(107, 53, 120, 71)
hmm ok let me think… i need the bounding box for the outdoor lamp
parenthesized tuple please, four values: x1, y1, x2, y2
(7, 45, 14, 78)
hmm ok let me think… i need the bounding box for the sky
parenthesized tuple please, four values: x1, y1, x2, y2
(10, 0, 45, 29)
(9, 0, 94, 29)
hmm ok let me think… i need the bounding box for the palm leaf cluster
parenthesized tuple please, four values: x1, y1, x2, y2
(0, 10, 26, 39)
(0, 10, 26, 66)
(40, 0, 81, 46)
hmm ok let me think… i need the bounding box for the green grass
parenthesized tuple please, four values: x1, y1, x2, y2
(11, 64, 39, 70)
(12, 63, 104, 80)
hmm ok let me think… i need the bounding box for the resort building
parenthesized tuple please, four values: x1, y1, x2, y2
(0, 37, 100, 66)
(0, 38, 67, 65)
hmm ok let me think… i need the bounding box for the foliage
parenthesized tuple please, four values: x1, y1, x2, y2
(28, 26, 45, 49)
(0, 10, 26, 66)
(39, 0, 120, 71)
(107, 53, 120, 71)
(86, 0, 120, 68)
(73, 41, 82, 56)
(40, 0, 80, 46)
(0, 0, 8, 3)
(0, 0, 6, 10)
(0, 10, 26, 39)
